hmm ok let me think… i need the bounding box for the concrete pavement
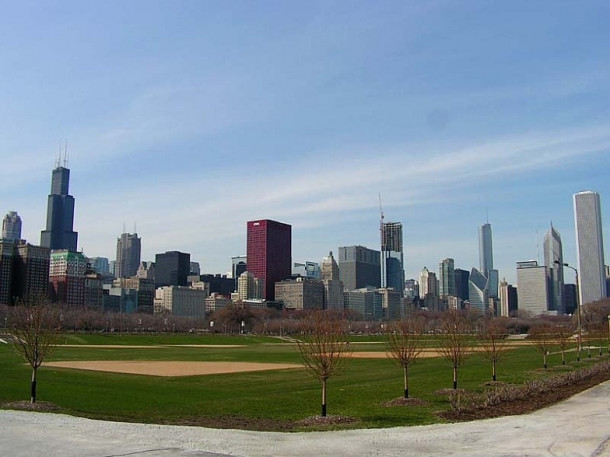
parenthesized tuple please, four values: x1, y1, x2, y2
(1, 380, 610, 457)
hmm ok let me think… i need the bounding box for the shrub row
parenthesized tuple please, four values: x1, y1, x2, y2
(448, 361, 610, 413)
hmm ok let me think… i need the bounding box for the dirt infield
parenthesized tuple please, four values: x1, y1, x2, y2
(351, 347, 494, 359)
(45, 361, 301, 377)
(57, 344, 246, 349)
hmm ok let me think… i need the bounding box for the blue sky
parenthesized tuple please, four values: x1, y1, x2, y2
(2, 1, 610, 284)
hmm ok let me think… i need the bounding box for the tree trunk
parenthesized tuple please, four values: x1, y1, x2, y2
(561, 350, 566, 365)
(321, 378, 327, 417)
(492, 359, 496, 382)
(404, 366, 409, 399)
(453, 365, 458, 390)
(543, 352, 547, 369)
(30, 366, 38, 404)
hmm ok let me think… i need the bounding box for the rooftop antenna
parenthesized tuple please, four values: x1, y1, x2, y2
(536, 229, 540, 263)
(55, 143, 61, 168)
(63, 139, 68, 167)
(123, 221, 126, 234)
(133, 221, 137, 234)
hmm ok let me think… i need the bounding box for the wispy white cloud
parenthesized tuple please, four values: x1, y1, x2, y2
(58, 123, 610, 274)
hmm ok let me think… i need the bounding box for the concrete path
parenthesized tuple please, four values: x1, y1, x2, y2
(2, 381, 610, 457)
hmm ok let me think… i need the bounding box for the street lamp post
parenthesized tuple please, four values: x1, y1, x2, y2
(556, 261, 582, 362)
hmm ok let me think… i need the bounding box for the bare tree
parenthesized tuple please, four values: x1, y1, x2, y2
(438, 310, 471, 389)
(529, 324, 554, 369)
(477, 318, 509, 381)
(386, 315, 425, 398)
(296, 311, 352, 417)
(553, 323, 574, 365)
(9, 297, 61, 403)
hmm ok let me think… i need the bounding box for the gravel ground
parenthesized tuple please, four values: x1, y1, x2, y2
(2, 380, 610, 457)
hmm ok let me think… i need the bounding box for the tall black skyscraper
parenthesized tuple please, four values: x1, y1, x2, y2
(155, 251, 190, 287)
(40, 159, 78, 251)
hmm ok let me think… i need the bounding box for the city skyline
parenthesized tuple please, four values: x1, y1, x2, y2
(2, 2, 610, 284)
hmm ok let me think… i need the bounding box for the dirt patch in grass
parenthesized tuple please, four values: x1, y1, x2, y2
(383, 397, 429, 407)
(45, 360, 301, 377)
(296, 415, 359, 428)
(3, 401, 61, 412)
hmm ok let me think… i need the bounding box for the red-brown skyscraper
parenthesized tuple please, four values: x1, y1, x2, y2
(246, 219, 291, 300)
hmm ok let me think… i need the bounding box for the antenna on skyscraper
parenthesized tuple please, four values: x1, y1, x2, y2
(123, 221, 126, 234)
(133, 221, 137, 234)
(55, 143, 61, 168)
(63, 139, 68, 167)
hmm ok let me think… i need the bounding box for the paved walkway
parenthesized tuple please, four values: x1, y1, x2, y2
(2, 381, 610, 457)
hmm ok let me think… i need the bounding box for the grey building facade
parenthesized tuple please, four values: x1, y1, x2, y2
(338, 245, 380, 291)
(573, 191, 606, 305)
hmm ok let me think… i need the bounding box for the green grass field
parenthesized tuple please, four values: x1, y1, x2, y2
(0, 333, 604, 431)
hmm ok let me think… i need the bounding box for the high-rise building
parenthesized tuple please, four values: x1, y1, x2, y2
(154, 286, 207, 318)
(381, 221, 405, 296)
(0, 240, 15, 304)
(231, 255, 247, 290)
(439, 258, 456, 296)
(380, 287, 403, 319)
(40, 161, 78, 251)
(563, 283, 577, 315)
(321, 251, 344, 310)
(468, 268, 489, 312)
(13, 242, 51, 301)
(479, 223, 493, 277)
(321, 251, 340, 281)
(454, 268, 470, 302)
(475, 222, 498, 299)
(573, 191, 607, 305)
(89, 257, 110, 276)
(155, 251, 191, 288)
(114, 277, 155, 314)
(115, 233, 141, 279)
(137, 261, 155, 280)
(516, 261, 550, 315)
(344, 287, 383, 321)
(49, 250, 87, 307)
(2, 211, 22, 242)
(275, 277, 324, 311)
(499, 279, 518, 317)
(338, 245, 380, 291)
(404, 279, 419, 300)
(190, 262, 201, 276)
(246, 219, 292, 300)
(237, 271, 263, 301)
(419, 267, 438, 298)
(543, 224, 564, 313)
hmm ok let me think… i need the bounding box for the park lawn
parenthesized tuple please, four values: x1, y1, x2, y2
(0, 335, 604, 431)
(58, 332, 281, 346)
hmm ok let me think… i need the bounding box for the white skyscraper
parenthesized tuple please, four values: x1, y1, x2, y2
(516, 261, 550, 315)
(574, 191, 606, 305)
(2, 211, 22, 242)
